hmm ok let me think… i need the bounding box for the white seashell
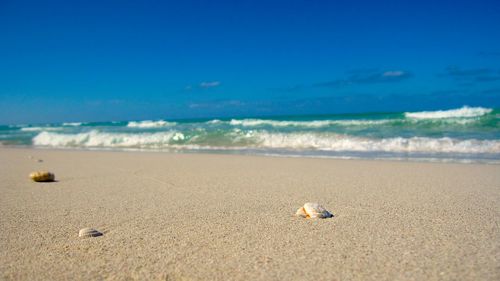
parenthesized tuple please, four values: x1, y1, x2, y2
(78, 228, 103, 238)
(29, 171, 55, 182)
(296, 203, 333, 219)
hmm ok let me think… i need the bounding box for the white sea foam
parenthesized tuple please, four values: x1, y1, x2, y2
(252, 131, 500, 153)
(229, 119, 391, 128)
(127, 120, 176, 128)
(172, 132, 185, 141)
(404, 106, 492, 119)
(206, 119, 222, 124)
(62, 122, 83, 126)
(33, 130, 178, 148)
(406, 118, 479, 125)
(260, 132, 498, 153)
(21, 127, 61, 132)
(32, 130, 500, 154)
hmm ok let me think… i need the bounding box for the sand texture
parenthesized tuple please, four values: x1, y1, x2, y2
(0, 148, 499, 280)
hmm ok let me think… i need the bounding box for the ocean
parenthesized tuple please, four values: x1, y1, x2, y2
(1, 106, 499, 163)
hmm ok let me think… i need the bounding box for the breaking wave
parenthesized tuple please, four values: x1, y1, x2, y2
(229, 119, 392, 128)
(127, 120, 177, 128)
(4, 105, 496, 163)
(404, 106, 492, 119)
(252, 132, 499, 154)
(32, 130, 500, 154)
(62, 122, 83, 126)
(34, 130, 180, 148)
(21, 127, 62, 132)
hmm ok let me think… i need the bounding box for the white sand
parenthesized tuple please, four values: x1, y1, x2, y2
(0, 148, 499, 280)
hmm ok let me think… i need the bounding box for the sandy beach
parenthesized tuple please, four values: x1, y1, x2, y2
(0, 147, 499, 280)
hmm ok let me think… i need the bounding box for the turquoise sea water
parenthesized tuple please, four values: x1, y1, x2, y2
(1, 106, 499, 163)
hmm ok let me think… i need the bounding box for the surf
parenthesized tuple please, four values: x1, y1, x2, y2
(404, 106, 492, 119)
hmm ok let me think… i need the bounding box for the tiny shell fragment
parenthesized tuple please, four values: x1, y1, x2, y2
(295, 207, 308, 218)
(29, 171, 55, 182)
(295, 203, 333, 219)
(78, 228, 103, 238)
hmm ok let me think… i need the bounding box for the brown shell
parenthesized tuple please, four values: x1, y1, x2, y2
(29, 171, 55, 182)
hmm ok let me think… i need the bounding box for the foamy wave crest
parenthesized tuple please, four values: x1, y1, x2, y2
(33, 130, 182, 148)
(229, 119, 391, 128)
(252, 132, 500, 154)
(21, 127, 62, 132)
(404, 106, 492, 119)
(62, 122, 83, 126)
(127, 120, 176, 128)
(32, 130, 500, 154)
(206, 119, 222, 124)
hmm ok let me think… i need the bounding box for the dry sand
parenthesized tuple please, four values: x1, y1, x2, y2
(0, 147, 499, 280)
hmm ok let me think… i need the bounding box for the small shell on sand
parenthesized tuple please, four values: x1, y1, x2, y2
(78, 228, 103, 238)
(29, 171, 55, 182)
(296, 203, 333, 219)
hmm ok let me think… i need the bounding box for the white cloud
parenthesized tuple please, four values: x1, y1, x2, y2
(200, 81, 221, 88)
(188, 100, 244, 109)
(382, 71, 405, 77)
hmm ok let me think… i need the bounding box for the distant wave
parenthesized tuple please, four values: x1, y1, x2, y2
(32, 130, 500, 154)
(21, 127, 61, 132)
(127, 120, 177, 128)
(206, 119, 222, 124)
(62, 122, 83, 126)
(229, 119, 392, 128)
(404, 106, 492, 119)
(227, 110, 491, 128)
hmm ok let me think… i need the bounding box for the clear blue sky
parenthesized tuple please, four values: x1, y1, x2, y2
(1, 0, 500, 124)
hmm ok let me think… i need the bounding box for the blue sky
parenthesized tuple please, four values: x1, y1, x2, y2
(1, 0, 500, 124)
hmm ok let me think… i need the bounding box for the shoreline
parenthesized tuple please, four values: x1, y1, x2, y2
(1, 147, 499, 280)
(1, 145, 499, 165)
